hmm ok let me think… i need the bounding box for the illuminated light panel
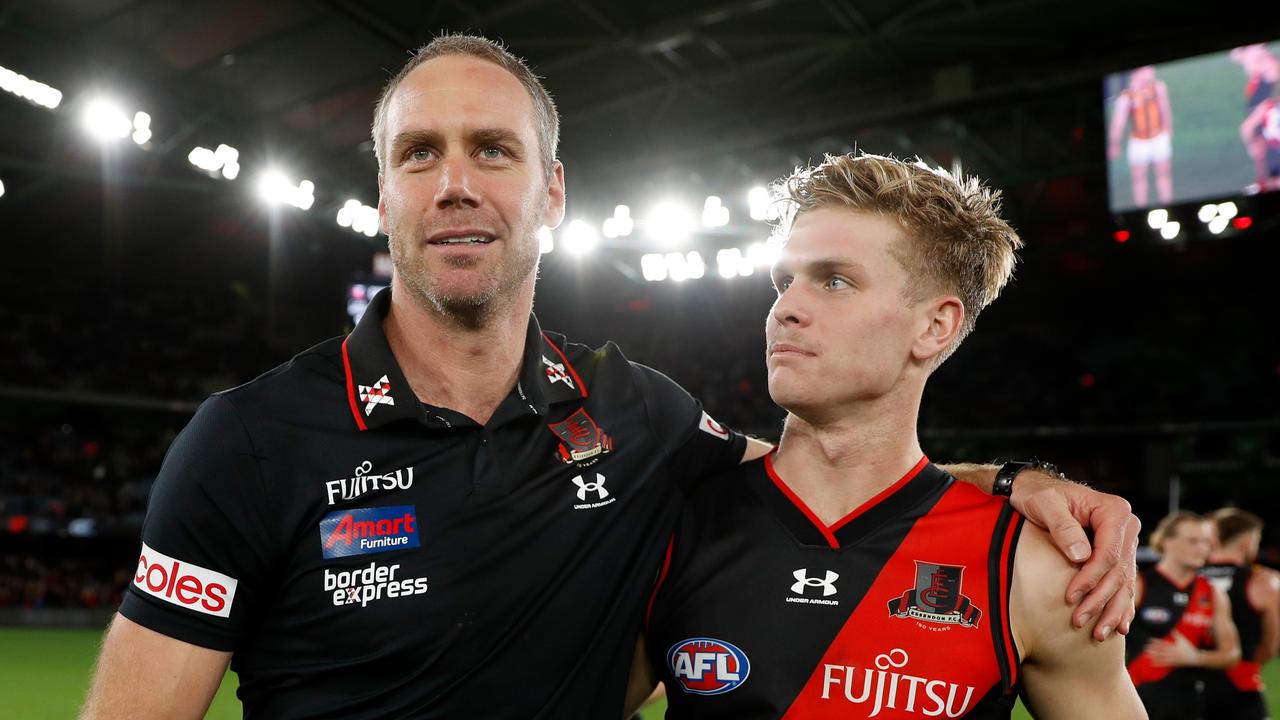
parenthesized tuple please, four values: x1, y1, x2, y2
(1216, 201, 1238, 220)
(563, 219, 599, 255)
(701, 196, 729, 228)
(1197, 204, 1217, 223)
(645, 201, 695, 244)
(641, 253, 668, 281)
(538, 226, 554, 254)
(602, 205, 633, 239)
(1233, 216, 1252, 230)
(1159, 220, 1180, 240)
(1145, 208, 1168, 230)
(1113, 230, 1130, 243)
(82, 98, 133, 141)
(188, 144, 241, 180)
(1207, 216, 1229, 235)
(336, 199, 379, 237)
(748, 186, 772, 221)
(257, 171, 315, 210)
(0, 64, 62, 109)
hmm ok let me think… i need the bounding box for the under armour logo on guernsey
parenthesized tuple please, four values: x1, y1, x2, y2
(571, 473, 608, 501)
(792, 569, 839, 597)
(357, 375, 394, 416)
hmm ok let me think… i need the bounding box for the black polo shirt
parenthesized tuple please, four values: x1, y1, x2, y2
(119, 287, 746, 719)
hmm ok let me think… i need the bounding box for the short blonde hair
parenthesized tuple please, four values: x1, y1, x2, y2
(1149, 511, 1205, 554)
(776, 153, 1022, 362)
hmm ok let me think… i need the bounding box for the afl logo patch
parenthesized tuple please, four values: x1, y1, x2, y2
(668, 637, 750, 695)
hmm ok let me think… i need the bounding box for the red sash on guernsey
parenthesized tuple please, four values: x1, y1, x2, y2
(780, 483, 1021, 719)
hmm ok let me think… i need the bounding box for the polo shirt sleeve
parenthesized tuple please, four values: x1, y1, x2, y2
(631, 363, 747, 491)
(117, 395, 276, 651)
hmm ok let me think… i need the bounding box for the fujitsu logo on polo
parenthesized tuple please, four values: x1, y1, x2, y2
(325, 460, 414, 505)
(132, 543, 238, 618)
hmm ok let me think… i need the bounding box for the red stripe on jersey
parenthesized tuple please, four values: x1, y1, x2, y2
(995, 512, 1022, 690)
(542, 333, 588, 399)
(340, 337, 368, 432)
(829, 455, 929, 534)
(764, 453, 838, 549)
(646, 536, 676, 631)
(780, 483, 1009, 719)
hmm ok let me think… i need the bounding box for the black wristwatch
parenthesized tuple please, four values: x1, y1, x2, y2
(993, 460, 1064, 497)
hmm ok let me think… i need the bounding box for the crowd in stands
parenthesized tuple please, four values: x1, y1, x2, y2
(2, 231, 1278, 610)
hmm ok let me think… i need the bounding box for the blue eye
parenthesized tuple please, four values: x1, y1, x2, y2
(826, 277, 850, 290)
(480, 146, 505, 159)
(409, 149, 432, 162)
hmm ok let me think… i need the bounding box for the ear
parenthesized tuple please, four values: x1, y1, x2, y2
(542, 160, 567, 230)
(377, 173, 389, 237)
(911, 295, 965, 363)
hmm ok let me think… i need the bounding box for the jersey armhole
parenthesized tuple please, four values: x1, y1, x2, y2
(987, 503, 1025, 695)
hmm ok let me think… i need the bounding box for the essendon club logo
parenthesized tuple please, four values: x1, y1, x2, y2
(887, 561, 982, 628)
(547, 408, 613, 464)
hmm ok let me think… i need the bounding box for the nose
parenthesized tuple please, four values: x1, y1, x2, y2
(770, 284, 811, 329)
(433, 156, 481, 209)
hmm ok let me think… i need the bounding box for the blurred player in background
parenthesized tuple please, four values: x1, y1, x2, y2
(639, 154, 1145, 719)
(1231, 44, 1280, 193)
(1129, 512, 1240, 720)
(1201, 508, 1279, 720)
(1109, 65, 1175, 207)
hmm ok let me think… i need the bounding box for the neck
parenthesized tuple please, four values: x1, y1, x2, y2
(384, 274, 533, 425)
(772, 384, 924, 526)
(1208, 546, 1248, 566)
(1156, 558, 1197, 585)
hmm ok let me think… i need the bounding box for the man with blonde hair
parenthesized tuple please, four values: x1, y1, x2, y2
(1201, 507, 1279, 720)
(83, 33, 1139, 719)
(642, 153, 1145, 718)
(1129, 511, 1240, 720)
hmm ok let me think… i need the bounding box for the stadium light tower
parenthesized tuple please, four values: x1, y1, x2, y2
(644, 201, 695, 244)
(82, 98, 133, 141)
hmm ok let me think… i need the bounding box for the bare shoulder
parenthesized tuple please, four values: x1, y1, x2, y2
(1010, 522, 1079, 657)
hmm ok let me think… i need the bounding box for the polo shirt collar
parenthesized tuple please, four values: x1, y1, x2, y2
(340, 287, 586, 431)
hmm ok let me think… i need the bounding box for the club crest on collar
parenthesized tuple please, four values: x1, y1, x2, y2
(542, 354, 575, 389)
(358, 375, 395, 416)
(547, 408, 613, 464)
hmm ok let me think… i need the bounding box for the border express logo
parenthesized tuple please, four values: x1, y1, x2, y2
(887, 561, 981, 628)
(319, 505, 420, 559)
(668, 638, 751, 695)
(358, 375, 394, 416)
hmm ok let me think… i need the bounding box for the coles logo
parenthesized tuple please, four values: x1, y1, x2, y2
(132, 543, 238, 618)
(319, 505, 420, 560)
(668, 637, 751, 696)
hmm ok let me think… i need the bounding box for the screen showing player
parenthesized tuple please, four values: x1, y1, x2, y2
(1105, 40, 1280, 212)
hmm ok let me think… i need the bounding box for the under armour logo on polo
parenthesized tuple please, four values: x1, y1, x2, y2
(792, 569, 839, 597)
(358, 375, 395, 416)
(571, 473, 608, 501)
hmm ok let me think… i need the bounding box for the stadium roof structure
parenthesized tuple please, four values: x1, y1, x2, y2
(2, 0, 1279, 282)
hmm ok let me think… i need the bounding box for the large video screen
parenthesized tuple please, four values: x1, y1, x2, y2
(1105, 41, 1280, 212)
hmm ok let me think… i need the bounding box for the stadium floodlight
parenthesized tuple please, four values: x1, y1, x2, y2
(1146, 208, 1169, 230)
(337, 199, 379, 237)
(1197, 204, 1217, 223)
(1207, 215, 1230, 235)
(685, 251, 706, 280)
(665, 252, 690, 282)
(0, 63, 62, 109)
(0, 178, 5, 198)
(257, 171, 314, 210)
(538, 226, 554, 254)
(746, 241, 781, 269)
(563, 219, 599, 256)
(716, 248, 742, 278)
(82, 98, 133, 141)
(189, 144, 241, 179)
(641, 253, 668, 281)
(131, 111, 152, 145)
(1216, 201, 1238, 220)
(702, 196, 730, 228)
(602, 205, 633, 239)
(1159, 220, 1181, 240)
(645, 201, 695, 244)
(748, 186, 771, 221)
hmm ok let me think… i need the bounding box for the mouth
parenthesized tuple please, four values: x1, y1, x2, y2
(769, 343, 816, 358)
(426, 232, 496, 246)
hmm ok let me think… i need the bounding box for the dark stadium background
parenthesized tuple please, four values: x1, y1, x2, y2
(1, 1, 1278, 717)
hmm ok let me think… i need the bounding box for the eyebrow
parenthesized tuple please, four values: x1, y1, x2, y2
(773, 256, 867, 278)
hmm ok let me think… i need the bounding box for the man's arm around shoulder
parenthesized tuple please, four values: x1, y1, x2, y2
(80, 614, 230, 720)
(1012, 523, 1146, 720)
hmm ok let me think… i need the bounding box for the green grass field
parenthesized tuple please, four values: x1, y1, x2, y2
(5, 626, 1278, 719)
